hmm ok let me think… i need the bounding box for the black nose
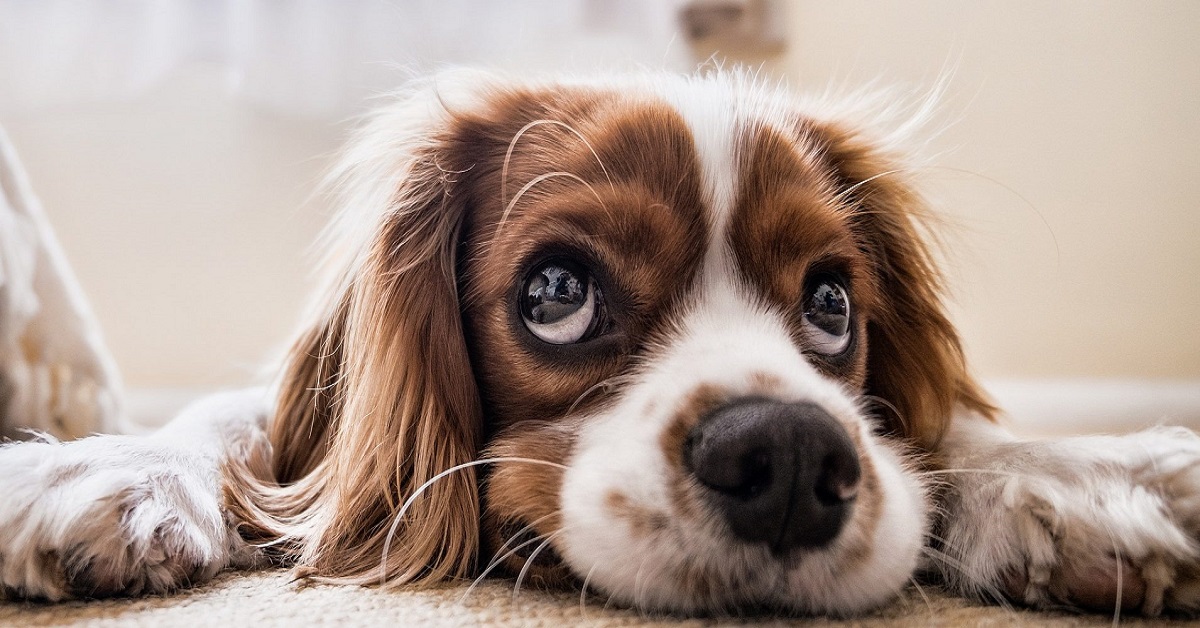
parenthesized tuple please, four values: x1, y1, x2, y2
(684, 399, 861, 553)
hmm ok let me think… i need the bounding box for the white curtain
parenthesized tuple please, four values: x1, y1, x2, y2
(0, 0, 693, 118)
(0, 125, 124, 439)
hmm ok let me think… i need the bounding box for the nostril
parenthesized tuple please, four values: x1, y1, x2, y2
(814, 452, 860, 505)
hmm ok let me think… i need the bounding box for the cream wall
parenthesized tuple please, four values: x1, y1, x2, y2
(4, 2, 1199, 389)
(6, 68, 336, 388)
(777, 1, 1200, 378)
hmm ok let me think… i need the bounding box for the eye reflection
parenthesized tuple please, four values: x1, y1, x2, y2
(520, 259, 604, 345)
(526, 265, 588, 324)
(802, 277, 851, 356)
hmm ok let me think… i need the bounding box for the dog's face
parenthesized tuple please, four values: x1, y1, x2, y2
(249, 71, 992, 616)
(458, 84, 931, 613)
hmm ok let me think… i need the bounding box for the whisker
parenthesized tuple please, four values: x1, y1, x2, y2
(861, 394, 908, 433)
(600, 557, 628, 612)
(460, 520, 557, 604)
(512, 531, 562, 602)
(464, 513, 559, 599)
(918, 467, 1029, 481)
(501, 119, 615, 211)
(1112, 543, 1123, 628)
(922, 164, 1061, 267)
(908, 575, 933, 615)
(379, 456, 567, 586)
(921, 544, 972, 578)
(479, 513, 557, 576)
(921, 544, 1011, 610)
(494, 171, 605, 241)
(630, 553, 655, 619)
(566, 374, 632, 416)
(832, 167, 910, 206)
(1094, 515, 1124, 627)
(579, 562, 601, 618)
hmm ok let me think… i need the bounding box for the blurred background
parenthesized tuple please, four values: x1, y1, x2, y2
(1, 1, 1197, 429)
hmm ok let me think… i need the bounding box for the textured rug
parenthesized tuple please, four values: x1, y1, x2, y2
(2, 569, 1197, 627)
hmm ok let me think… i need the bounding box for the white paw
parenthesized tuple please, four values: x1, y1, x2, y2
(937, 425, 1200, 616)
(0, 432, 260, 600)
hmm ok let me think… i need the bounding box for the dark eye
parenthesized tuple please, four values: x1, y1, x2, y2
(802, 275, 851, 356)
(521, 259, 606, 344)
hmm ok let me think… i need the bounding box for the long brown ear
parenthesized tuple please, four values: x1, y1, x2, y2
(813, 121, 995, 450)
(227, 76, 486, 586)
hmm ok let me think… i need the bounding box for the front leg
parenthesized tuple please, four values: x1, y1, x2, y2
(934, 414, 1200, 615)
(0, 389, 271, 600)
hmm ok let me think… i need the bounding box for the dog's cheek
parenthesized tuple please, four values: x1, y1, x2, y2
(479, 419, 581, 586)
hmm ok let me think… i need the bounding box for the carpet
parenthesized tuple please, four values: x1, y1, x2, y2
(3, 569, 1196, 627)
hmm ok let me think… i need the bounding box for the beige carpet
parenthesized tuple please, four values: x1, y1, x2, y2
(2, 569, 1198, 627)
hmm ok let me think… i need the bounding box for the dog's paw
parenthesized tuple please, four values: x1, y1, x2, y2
(0, 434, 259, 600)
(937, 425, 1200, 616)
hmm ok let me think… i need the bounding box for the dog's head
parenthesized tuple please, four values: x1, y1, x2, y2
(239, 70, 993, 615)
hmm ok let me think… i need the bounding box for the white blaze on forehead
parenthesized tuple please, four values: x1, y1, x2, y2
(652, 77, 744, 273)
(658, 82, 741, 233)
(645, 74, 797, 282)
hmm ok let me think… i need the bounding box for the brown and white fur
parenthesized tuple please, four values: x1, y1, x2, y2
(2, 70, 1199, 617)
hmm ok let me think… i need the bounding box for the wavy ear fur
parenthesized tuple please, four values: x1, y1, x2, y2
(813, 121, 996, 450)
(227, 75, 491, 585)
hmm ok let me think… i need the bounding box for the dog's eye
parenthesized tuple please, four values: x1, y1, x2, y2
(802, 276, 851, 356)
(521, 259, 605, 344)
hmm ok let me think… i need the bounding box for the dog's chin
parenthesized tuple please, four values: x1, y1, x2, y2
(555, 432, 928, 616)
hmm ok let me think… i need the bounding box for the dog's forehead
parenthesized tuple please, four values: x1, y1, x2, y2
(475, 78, 849, 274)
(458, 77, 877, 426)
(642, 80, 858, 292)
(579, 77, 823, 241)
(459, 79, 869, 341)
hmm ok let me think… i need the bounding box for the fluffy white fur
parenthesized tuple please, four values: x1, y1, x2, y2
(938, 416, 1200, 614)
(0, 390, 267, 600)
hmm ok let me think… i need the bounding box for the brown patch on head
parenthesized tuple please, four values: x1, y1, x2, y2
(456, 90, 709, 430)
(806, 121, 996, 448)
(729, 119, 994, 449)
(729, 122, 876, 389)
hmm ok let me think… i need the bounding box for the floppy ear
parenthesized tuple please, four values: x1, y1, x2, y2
(227, 77, 487, 585)
(813, 122, 995, 450)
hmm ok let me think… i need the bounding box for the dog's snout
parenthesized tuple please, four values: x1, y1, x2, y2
(684, 399, 860, 553)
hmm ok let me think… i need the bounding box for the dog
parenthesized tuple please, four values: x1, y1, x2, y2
(2, 69, 1199, 617)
